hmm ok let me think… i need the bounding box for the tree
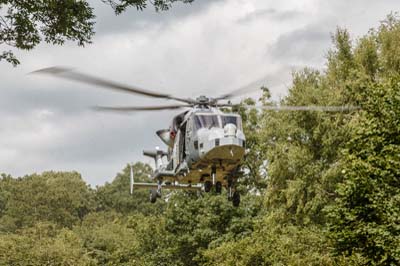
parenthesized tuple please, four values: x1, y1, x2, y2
(202, 218, 356, 266)
(95, 162, 165, 215)
(102, 0, 194, 14)
(152, 192, 261, 266)
(0, 171, 95, 231)
(75, 211, 143, 265)
(235, 90, 269, 191)
(0, 222, 95, 266)
(0, 0, 95, 66)
(259, 28, 358, 226)
(328, 16, 400, 264)
(329, 78, 400, 265)
(0, 0, 194, 66)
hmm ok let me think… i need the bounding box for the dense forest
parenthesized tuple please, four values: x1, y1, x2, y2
(1, 14, 400, 266)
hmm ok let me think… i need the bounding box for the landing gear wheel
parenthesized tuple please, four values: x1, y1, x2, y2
(150, 189, 158, 203)
(232, 191, 240, 207)
(215, 182, 222, 194)
(204, 181, 212, 193)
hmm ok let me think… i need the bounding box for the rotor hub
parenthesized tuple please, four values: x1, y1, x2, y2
(196, 95, 210, 104)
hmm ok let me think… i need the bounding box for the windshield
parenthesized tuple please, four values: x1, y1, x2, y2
(221, 115, 242, 130)
(194, 115, 220, 129)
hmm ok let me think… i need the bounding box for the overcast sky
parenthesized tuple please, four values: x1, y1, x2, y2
(0, 0, 398, 186)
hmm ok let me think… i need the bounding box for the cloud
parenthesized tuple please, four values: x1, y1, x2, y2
(237, 8, 304, 24)
(92, 0, 224, 35)
(267, 21, 333, 67)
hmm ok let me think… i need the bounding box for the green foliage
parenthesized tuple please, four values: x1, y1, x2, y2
(76, 212, 141, 265)
(203, 214, 362, 266)
(236, 89, 271, 191)
(0, 0, 95, 66)
(378, 14, 400, 75)
(328, 78, 400, 265)
(0, 171, 95, 231)
(102, 0, 194, 14)
(96, 162, 165, 215)
(326, 14, 400, 265)
(260, 68, 355, 225)
(160, 193, 261, 266)
(0, 222, 95, 266)
(0, 50, 19, 66)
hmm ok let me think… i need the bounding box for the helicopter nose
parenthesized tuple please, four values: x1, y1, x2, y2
(224, 123, 237, 137)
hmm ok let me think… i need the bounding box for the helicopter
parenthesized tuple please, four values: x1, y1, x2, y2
(33, 67, 358, 207)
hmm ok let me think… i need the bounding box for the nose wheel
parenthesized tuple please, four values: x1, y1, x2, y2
(204, 180, 212, 192)
(150, 189, 158, 203)
(203, 180, 222, 194)
(232, 191, 240, 207)
(149, 180, 162, 203)
(215, 181, 222, 194)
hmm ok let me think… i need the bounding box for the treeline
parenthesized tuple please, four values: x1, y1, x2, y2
(0, 165, 260, 265)
(1, 14, 400, 266)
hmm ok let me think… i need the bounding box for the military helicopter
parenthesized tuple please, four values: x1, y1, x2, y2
(33, 67, 358, 206)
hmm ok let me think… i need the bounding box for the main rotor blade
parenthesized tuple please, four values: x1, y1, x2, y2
(221, 104, 360, 112)
(215, 75, 270, 101)
(92, 104, 192, 112)
(31, 67, 194, 104)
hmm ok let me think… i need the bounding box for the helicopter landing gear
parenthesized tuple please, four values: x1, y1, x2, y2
(204, 181, 212, 192)
(150, 180, 162, 203)
(215, 181, 222, 194)
(150, 189, 158, 203)
(211, 165, 216, 186)
(210, 166, 223, 193)
(232, 191, 240, 207)
(227, 177, 240, 207)
(204, 180, 221, 193)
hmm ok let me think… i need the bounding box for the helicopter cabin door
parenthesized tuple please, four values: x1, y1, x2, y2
(172, 130, 179, 170)
(172, 122, 187, 170)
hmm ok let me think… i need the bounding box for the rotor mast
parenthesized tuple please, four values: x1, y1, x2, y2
(195, 95, 210, 108)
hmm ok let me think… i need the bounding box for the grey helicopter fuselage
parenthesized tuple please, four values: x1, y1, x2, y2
(146, 106, 246, 187)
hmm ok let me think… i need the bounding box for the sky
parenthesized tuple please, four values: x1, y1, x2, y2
(0, 0, 398, 186)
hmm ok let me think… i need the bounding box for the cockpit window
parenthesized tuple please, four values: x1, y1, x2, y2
(222, 115, 242, 130)
(194, 115, 220, 129)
